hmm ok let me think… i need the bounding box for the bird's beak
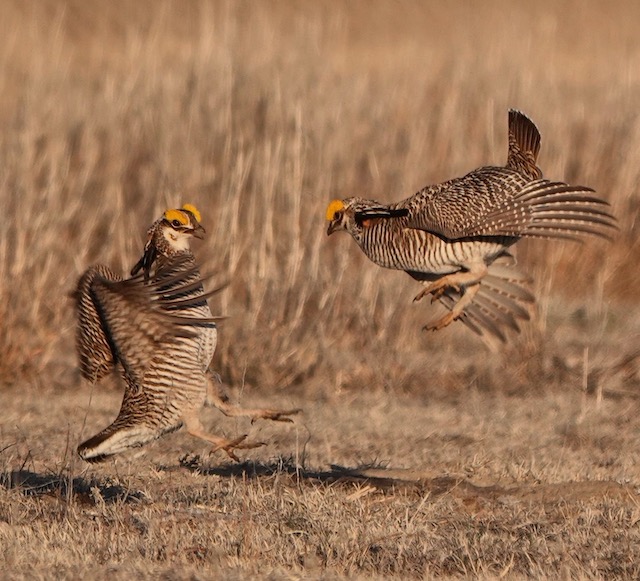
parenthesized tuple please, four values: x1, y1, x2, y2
(193, 223, 206, 239)
(327, 221, 338, 236)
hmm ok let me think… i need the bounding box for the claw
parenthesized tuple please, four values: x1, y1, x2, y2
(414, 279, 461, 303)
(423, 311, 459, 332)
(430, 287, 447, 303)
(210, 434, 265, 461)
(250, 408, 302, 425)
(413, 288, 429, 302)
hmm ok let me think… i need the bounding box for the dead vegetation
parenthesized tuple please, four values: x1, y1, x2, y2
(3, 388, 640, 579)
(1, 0, 640, 578)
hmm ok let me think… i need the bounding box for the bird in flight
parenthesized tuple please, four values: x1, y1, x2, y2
(326, 110, 617, 341)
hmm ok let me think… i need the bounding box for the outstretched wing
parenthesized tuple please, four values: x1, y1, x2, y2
(76, 255, 225, 387)
(401, 170, 616, 242)
(76, 255, 227, 463)
(455, 180, 617, 241)
(75, 265, 122, 383)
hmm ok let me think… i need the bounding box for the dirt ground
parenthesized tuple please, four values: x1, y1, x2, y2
(2, 365, 640, 579)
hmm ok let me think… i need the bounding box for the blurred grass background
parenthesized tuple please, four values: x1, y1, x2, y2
(0, 0, 638, 394)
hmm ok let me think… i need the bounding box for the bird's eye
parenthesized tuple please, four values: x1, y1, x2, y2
(334, 211, 343, 221)
(171, 219, 182, 227)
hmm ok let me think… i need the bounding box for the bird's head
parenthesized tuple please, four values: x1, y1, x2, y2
(158, 203, 205, 251)
(326, 197, 408, 240)
(325, 198, 353, 236)
(131, 203, 205, 277)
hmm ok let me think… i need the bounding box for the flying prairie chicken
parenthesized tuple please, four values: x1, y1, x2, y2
(326, 110, 617, 341)
(75, 204, 299, 463)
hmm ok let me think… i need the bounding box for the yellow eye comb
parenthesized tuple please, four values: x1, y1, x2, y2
(163, 209, 189, 225)
(326, 199, 345, 221)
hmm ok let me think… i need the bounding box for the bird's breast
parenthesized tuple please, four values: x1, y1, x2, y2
(359, 225, 510, 274)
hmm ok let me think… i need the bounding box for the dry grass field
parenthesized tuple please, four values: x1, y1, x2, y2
(1, 0, 640, 578)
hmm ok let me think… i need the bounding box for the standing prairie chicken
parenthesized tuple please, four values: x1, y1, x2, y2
(326, 110, 617, 341)
(76, 204, 299, 463)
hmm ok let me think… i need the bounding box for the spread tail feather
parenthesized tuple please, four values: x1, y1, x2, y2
(437, 254, 534, 343)
(78, 421, 179, 463)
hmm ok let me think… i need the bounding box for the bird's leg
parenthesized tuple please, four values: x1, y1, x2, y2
(413, 275, 461, 303)
(183, 415, 264, 462)
(419, 263, 488, 331)
(413, 267, 487, 303)
(424, 282, 482, 331)
(205, 378, 302, 424)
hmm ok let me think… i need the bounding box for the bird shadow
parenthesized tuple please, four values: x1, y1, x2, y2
(0, 470, 146, 505)
(4, 461, 634, 508)
(169, 455, 495, 496)
(171, 455, 638, 505)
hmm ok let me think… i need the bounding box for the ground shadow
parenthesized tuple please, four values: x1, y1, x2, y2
(172, 455, 639, 505)
(4, 460, 634, 508)
(0, 470, 146, 505)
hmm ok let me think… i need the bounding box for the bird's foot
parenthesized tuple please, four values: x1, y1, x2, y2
(210, 434, 265, 462)
(414, 279, 461, 303)
(250, 408, 302, 425)
(422, 279, 481, 333)
(429, 284, 463, 303)
(423, 311, 460, 332)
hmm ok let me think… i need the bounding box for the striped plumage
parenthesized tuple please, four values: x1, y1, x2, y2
(76, 204, 299, 463)
(326, 110, 617, 341)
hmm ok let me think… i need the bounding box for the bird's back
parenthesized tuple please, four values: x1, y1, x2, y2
(399, 167, 530, 235)
(398, 110, 543, 227)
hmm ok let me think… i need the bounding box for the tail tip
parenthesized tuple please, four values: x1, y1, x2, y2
(77, 441, 111, 463)
(506, 108, 542, 179)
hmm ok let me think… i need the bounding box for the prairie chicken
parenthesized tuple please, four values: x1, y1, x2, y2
(326, 110, 617, 341)
(76, 204, 299, 463)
